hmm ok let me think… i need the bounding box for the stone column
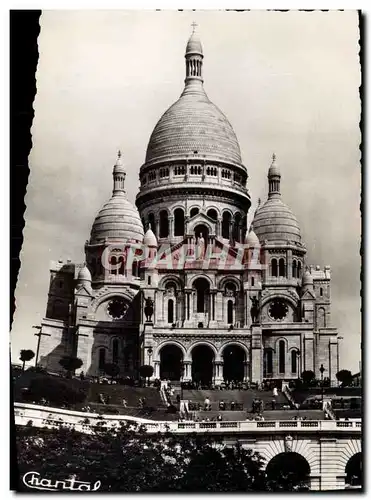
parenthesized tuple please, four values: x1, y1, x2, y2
(243, 361, 250, 382)
(154, 361, 160, 379)
(169, 216, 174, 239)
(214, 361, 223, 385)
(183, 361, 192, 382)
(155, 218, 160, 239)
(251, 325, 263, 383)
(287, 248, 293, 279)
(216, 217, 221, 237)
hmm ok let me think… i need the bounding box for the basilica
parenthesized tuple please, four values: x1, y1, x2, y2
(37, 30, 339, 385)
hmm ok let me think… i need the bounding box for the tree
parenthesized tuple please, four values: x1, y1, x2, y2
(19, 350, 35, 372)
(103, 363, 120, 382)
(336, 369, 353, 388)
(301, 370, 316, 387)
(15, 422, 309, 492)
(25, 376, 87, 406)
(59, 356, 83, 378)
(139, 365, 154, 386)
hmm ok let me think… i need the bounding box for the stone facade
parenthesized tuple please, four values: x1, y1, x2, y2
(37, 31, 338, 383)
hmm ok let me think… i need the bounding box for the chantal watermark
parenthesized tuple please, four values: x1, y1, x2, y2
(22, 471, 101, 492)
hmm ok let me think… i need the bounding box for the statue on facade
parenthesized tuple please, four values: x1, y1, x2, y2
(196, 232, 205, 260)
(144, 297, 154, 322)
(250, 296, 260, 324)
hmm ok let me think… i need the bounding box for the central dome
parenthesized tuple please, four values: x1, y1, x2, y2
(144, 31, 243, 167)
(145, 91, 242, 166)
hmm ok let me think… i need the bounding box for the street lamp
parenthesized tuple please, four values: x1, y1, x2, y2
(32, 325, 42, 366)
(147, 347, 153, 385)
(319, 364, 326, 405)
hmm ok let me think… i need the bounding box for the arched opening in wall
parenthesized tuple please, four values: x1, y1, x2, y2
(110, 255, 117, 275)
(132, 260, 138, 277)
(160, 345, 183, 381)
(207, 208, 218, 221)
(222, 212, 231, 239)
(265, 452, 310, 491)
(233, 212, 241, 242)
(241, 215, 247, 239)
(148, 213, 155, 232)
(227, 300, 233, 324)
(98, 348, 106, 371)
(279, 258, 286, 277)
(263, 348, 273, 377)
(223, 345, 245, 383)
(317, 307, 326, 328)
(345, 453, 362, 488)
(320, 287, 323, 296)
(191, 345, 214, 385)
(279, 340, 286, 374)
(174, 208, 185, 236)
(292, 260, 297, 278)
(297, 261, 302, 278)
(271, 259, 278, 277)
(112, 339, 119, 365)
(193, 277, 210, 313)
(190, 207, 199, 218)
(168, 299, 174, 324)
(291, 350, 298, 374)
(159, 210, 169, 238)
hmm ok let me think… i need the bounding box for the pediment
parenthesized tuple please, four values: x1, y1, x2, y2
(301, 289, 316, 300)
(187, 212, 216, 235)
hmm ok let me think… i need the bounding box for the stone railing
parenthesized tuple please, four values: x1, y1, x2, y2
(14, 403, 362, 435)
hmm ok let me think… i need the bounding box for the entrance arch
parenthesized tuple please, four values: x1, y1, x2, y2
(345, 452, 362, 488)
(191, 345, 214, 385)
(265, 452, 310, 491)
(222, 345, 246, 382)
(160, 344, 183, 381)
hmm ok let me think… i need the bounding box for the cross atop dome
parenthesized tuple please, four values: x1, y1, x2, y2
(191, 21, 198, 33)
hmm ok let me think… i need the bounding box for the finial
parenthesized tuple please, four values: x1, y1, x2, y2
(272, 152, 276, 162)
(257, 197, 261, 208)
(117, 149, 122, 159)
(191, 21, 198, 34)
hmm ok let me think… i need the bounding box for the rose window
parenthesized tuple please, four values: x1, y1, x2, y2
(107, 298, 127, 319)
(268, 299, 288, 321)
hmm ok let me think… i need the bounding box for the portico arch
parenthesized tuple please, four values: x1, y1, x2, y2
(222, 344, 246, 382)
(190, 344, 215, 385)
(345, 453, 362, 488)
(265, 452, 310, 490)
(159, 344, 184, 381)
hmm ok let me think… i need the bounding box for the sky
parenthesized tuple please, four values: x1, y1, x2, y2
(10, 10, 361, 372)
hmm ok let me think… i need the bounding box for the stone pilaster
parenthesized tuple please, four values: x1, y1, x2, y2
(251, 325, 263, 383)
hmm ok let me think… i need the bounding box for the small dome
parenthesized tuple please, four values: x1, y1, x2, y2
(245, 229, 260, 247)
(143, 226, 157, 247)
(302, 269, 313, 285)
(90, 194, 144, 244)
(252, 197, 301, 244)
(186, 32, 203, 55)
(268, 153, 280, 177)
(78, 265, 91, 282)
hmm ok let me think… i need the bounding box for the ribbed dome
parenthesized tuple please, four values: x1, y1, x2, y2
(77, 265, 91, 282)
(252, 198, 301, 244)
(186, 32, 203, 55)
(302, 269, 314, 285)
(145, 89, 242, 166)
(90, 193, 144, 244)
(245, 229, 260, 247)
(143, 227, 157, 247)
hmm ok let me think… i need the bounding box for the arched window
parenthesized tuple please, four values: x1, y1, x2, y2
(174, 208, 184, 236)
(320, 287, 323, 296)
(279, 340, 285, 374)
(251, 277, 255, 287)
(148, 276, 151, 285)
(207, 209, 218, 221)
(222, 212, 231, 239)
(279, 258, 286, 277)
(99, 348, 106, 370)
(233, 213, 241, 242)
(291, 350, 298, 374)
(190, 207, 199, 218)
(110, 255, 117, 275)
(264, 349, 273, 375)
(112, 339, 119, 364)
(297, 261, 302, 278)
(168, 299, 174, 324)
(227, 300, 233, 324)
(292, 260, 297, 278)
(132, 260, 138, 277)
(271, 259, 278, 277)
(317, 307, 326, 328)
(118, 255, 125, 275)
(159, 210, 169, 238)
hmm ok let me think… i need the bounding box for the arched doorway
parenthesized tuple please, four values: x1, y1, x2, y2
(191, 345, 214, 386)
(193, 277, 210, 314)
(160, 345, 183, 381)
(265, 452, 310, 491)
(223, 345, 246, 383)
(345, 453, 362, 488)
